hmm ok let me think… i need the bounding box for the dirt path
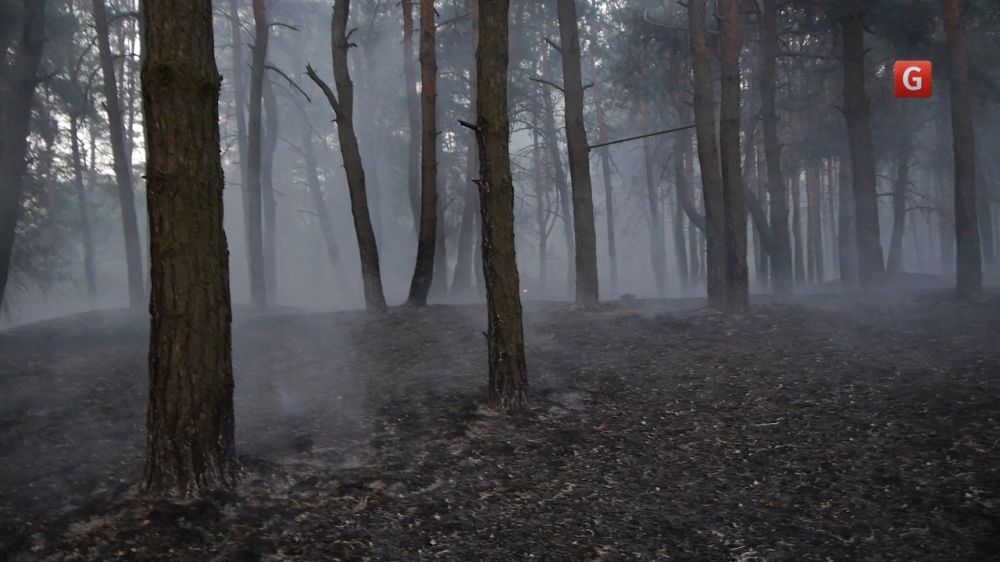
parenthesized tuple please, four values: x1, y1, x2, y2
(1, 291, 998, 560)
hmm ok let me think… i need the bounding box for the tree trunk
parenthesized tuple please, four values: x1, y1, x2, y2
(556, 0, 599, 306)
(837, 153, 858, 286)
(306, 0, 387, 311)
(943, 0, 982, 298)
(474, 0, 527, 411)
(93, 0, 144, 308)
(593, 74, 618, 294)
(688, 0, 726, 310)
(407, 0, 438, 306)
(791, 173, 805, 285)
(246, 0, 269, 307)
(70, 114, 98, 298)
(540, 52, 574, 295)
(840, 0, 885, 288)
(451, 2, 479, 298)
(806, 162, 824, 283)
(141, 0, 236, 496)
(887, 137, 911, 275)
(718, 0, 748, 312)
(673, 137, 691, 291)
(262, 76, 279, 298)
(760, 0, 792, 293)
(401, 0, 421, 228)
(0, 0, 45, 311)
(302, 128, 345, 280)
(639, 100, 668, 296)
(228, 0, 253, 271)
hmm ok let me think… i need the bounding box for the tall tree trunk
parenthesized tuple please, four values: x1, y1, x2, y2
(474, 0, 527, 411)
(262, 77, 279, 298)
(840, 0, 885, 288)
(540, 52, 574, 294)
(673, 137, 691, 291)
(593, 74, 617, 294)
(228, 0, 252, 274)
(806, 161, 824, 283)
(760, 0, 791, 293)
(245, 0, 269, 307)
(532, 118, 550, 290)
(302, 128, 344, 278)
(688, 0, 726, 310)
(791, 173, 805, 285)
(887, 136, 911, 274)
(141, 0, 236, 496)
(451, 1, 479, 298)
(556, 0, 599, 306)
(825, 158, 839, 271)
(837, 153, 858, 285)
(0, 0, 45, 311)
(639, 100, 668, 296)
(943, 0, 982, 298)
(70, 114, 98, 298)
(93, 0, 144, 308)
(407, 0, 438, 306)
(306, 0, 386, 311)
(401, 0, 421, 228)
(718, 0, 748, 312)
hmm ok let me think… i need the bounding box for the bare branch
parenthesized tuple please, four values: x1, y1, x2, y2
(305, 63, 342, 117)
(529, 76, 565, 93)
(266, 64, 311, 103)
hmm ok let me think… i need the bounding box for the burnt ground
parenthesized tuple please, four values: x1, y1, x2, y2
(1, 287, 999, 560)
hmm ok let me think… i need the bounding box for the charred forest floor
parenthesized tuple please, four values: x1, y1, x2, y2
(1, 284, 999, 560)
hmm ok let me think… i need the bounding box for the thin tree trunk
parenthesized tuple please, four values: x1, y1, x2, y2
(246, 0, 269, 307)
(540, 52, 574, 294)
(593, 73, 617, 294)
(718, 0, 748, 312)
(673, 137, 691, 290)
(474, 0, 527, 411)
(452, 115, 479, 296)
(141, 0, 236, 496)
(228, 0, 252, 271)
(93, 0, 144, 308)
(401, 0, 421, 228)
(761, 0, 791, 293)
(262, 76, 279, 298)
(532, 112, 549, 290)
(840, 0, 885, 288)
(887, 137, 910, 274)
(306, 0, 386, 311)
(556, 0, 599, 306)
(70, 114, 98, 298)
(943, 0, 982, 298)
(837, 153, 858, 285)
(0, 0, 45, 311)
(791, 173, 805, 285)
(640, 100, 668, 296)
(688, 0, 726, 309)
(302, 128, 345, 279)
(806, 161, 824, 283)
(407, 0, 438, 306)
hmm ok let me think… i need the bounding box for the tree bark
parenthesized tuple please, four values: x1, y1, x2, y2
(760, 0, 792, 293)
(451, 1, 479, 298)
(0, 0, 45, 311)
(262, 76, 279, 298)
(70, 114, 98, 298)
(307, 0, 386, 311)
(407, 0, 438, 306)
(245, 0, 269, 307)
(556, 0, 599, 306)
(93, 0, 145, 308)
(887, 136, 911, 275)
(474, 0, 528, 411)
(593, 74, 618, 294)
(401, 0, 421, 228)
(718, 0, 748, 312)
(141, 0, 236, 497)
(688, 0, 726, 310)
(943, 0, 982, 298)
(840, 0, 885, 288)
(806, 161, 824, 283)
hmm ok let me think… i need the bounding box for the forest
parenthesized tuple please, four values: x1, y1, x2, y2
(1, 0, 998, 559)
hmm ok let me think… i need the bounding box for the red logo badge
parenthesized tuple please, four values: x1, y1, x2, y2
(894, 61, 932, 98)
